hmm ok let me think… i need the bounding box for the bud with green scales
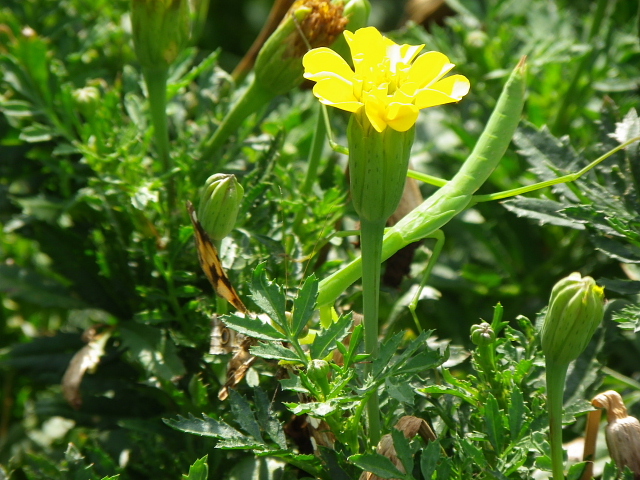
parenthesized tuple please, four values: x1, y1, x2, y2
(541, 272, 605, 480)
(306, 359, 331, 398)
(130, 0, 190, 71)
(347, 111, 415, 223)
(470, 322, 496, 346)
(197, 174, 244, 242)
(541, 272, 605, 366)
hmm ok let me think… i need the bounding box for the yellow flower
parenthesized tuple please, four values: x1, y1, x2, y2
(303, 26, 470, 132)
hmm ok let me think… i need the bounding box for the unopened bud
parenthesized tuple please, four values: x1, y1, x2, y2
(540, 272, 605, 365)
(592, 390, 640, 477)
(470, 322, 495, 346)
(254, 0, 348, 97)
(306, 359, 331, 397)
(72, 87, 101, 118)
(131, 0, 190, 70)
(197, 174, 244, 241)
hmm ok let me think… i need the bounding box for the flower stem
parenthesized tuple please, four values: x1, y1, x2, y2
(360, 218, 385, 448)
(142, 66, 175, 217)
(200, 79, 273, 166)
(546, 360, 569, 480)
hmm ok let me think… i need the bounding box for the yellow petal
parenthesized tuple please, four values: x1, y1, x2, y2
(388, 43, 424, 70)
(386, 103, 419, 132)
(303, 47, 355, 82)
(405, 52, 454, 87)
(414, 74, 470, 109)
(362, 91, 388, 132)
(313, 79, 362, 112)
(345, 27, 387, 73)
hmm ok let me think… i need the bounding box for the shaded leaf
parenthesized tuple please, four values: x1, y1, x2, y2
(349, 453, 407, 480)
(120, 324, 185, 382)
(309, 313, 352, 360)
(181, 455, 208, 480)
(292, 274, 318, 337)
(229, 389, 263, 443)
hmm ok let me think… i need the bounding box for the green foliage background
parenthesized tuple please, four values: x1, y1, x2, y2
(1, 0, 640, 478)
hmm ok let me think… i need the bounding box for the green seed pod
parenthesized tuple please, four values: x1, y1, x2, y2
(470, 322, 496, 346)
(540, 272, 605, 366)
(306, 359, 332, 397)
(254, 0, 348, 97)
(197, 174, 244, 242)
(131, 0, 190, 70)
(347, 110, 415, 223)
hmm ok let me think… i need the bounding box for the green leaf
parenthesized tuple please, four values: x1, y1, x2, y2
(391, 429, 414, 475)
(279, 375, 309, 394)
(372, 332, 403, 378)
(182, 456, 208, 480)
(484, 393, 505, 452)
(251, 341, 301, 363)
(508, 386, 525, 442)
(254, 388, 287, 449)
(567, 462, 587, 480)
(292, 274, 318, 337)
(19, 123, 55, 142)
(163, 414, 263, 449)
(229, 389, 264, 443)
(309, 313, 352, 360)
(250, 264, 288, 329)
(420, 440, 440, 480)
(0, 264, 86, 309)
(502, 197, 582, 229)
(120, 324, 185, 382)
(385, 377, 415, 405)
(221, 313, 286, 342)
(349, 453, 407, 480)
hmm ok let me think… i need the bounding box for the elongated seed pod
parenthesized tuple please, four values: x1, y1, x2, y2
(317, 57, 527, 307)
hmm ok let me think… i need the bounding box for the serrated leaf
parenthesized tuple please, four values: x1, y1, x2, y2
(391, 429, 413, 475)
(19, 123, 55, 142)
(309, 313, 352, 360)
(229, 389, 263, 444)
(254, 388, 287, 449)
(567, 462, 587, 480)
(420, 440, 440, 479)
(385, 377, 415, 405)
(508, 386, 526, 442)
(279, 375, 309, 394)
(221, 313, 286, 341)
(373, 332, 404, 378)
(120, 324, 185, 382)
(349, 453, 407, 480)
(292, 274, 318, 337)
(250, 264, 288, 329)
(250, 342, 301, 363)
(502, 197, 584, 229)
(163, 414, 262, 449)
(0, 264, 86, 309)
(484, 393, 504, 452)
(182, 455, 208, 480)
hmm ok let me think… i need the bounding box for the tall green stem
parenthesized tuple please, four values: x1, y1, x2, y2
(546, 360, 569, 480)
(143, 66, 175, 216)
(200, 79, 273, 166)
(360, 218, 385, 448)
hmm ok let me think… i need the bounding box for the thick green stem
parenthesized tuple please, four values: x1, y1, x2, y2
(360, 218, 385, 448)
(200, 79, 273, 166)
(546, 361, 569, 480)
(143, 66, 175, 216)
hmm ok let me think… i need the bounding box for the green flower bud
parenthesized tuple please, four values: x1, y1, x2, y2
(72, 86, 101, 118)
(197, 174, 244, 242)
(254, 0, 348, 97)
(131, 0, 190, 70)
(470, 322, 496, 346)
(306, 359, 331, 397)
(540, 272, 605, 366)
(347, 110, 414, 223)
